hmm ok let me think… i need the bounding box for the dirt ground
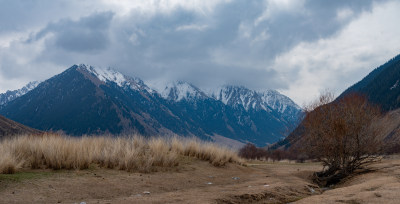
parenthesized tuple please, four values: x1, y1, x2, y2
(296, 156, 400, 204)
(0, 158, 320, 204)
(1, 157, 399, 204)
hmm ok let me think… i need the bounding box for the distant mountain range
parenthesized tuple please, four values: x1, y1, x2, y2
(0, 64, 302, 147)
(273, 53, 400, 150)
(0, 81, 40, 105)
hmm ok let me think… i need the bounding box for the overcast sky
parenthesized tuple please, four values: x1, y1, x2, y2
(0, 0, 399, 105)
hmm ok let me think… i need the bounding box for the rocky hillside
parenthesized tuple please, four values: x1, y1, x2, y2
(0, 114, 42, 137)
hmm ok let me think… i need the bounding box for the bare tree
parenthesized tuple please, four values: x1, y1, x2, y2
(301, 92, 383, 186)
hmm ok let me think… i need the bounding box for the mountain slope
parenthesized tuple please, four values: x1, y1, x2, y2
(0, 114, 42, 137)
(0, 64, 302, 146)
(340, 54, 400, 111)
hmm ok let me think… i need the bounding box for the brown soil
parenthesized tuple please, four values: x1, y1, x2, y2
(0, 159, 321, 204)
(295, 156, 400, 204)
(2, 157, 399, 204)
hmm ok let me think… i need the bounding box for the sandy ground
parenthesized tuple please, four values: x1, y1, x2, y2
(295, 156, 400, 204)
(0, 159, 321, 204)
(1, 157, 399, 204)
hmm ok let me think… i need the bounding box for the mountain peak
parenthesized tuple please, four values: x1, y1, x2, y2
(74, 64, 151, 92)
(258, 89, 301, 113)
(211, 85, 258, 110)
(210, 85, 301, 116)
(77, 64, 127, 87)
(155, 81, 207, 101)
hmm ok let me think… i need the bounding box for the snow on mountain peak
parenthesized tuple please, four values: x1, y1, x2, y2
(150, 81, 207, 101)
(0, 81, 40, 105)
(75, 64, 300, 113)
(23, 81, 40, 91)
(258, 89, 301, 114)
(211, 86, 265, 111)
(210, 85, 301, 114)
(78, 64, 127, 87)
(78, 64, 151, 92)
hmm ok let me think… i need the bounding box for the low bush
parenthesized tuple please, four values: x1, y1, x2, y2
(238, 143, 299, 162)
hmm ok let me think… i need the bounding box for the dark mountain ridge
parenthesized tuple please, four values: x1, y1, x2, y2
(340, 54, 400, 111)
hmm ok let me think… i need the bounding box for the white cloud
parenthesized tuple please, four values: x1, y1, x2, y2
(255, 0, 306, 25)
(0, 31, 65, 92)
(0, 32, 28, 48)
(276, 0, 400, 105)
(251, 30, 270, 45)
(101, 0, 231, 16)
(336, 8, 354, 22)
(176, 24, 209, 31)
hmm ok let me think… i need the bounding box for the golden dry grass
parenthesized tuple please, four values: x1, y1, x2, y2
(0, 135, 243, 174)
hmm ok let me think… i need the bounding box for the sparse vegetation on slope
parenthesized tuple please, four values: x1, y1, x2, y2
(0, 135, 242, 174)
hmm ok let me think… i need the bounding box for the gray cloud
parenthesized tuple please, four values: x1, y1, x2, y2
(0, 0, 106, 34)
(0, 0, 398, 104)
(31, 12, 114, 53)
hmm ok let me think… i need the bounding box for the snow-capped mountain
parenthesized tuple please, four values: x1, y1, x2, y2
(152, 81, 208, 102)
(0, 64, 302, 146)
(152, 82, 302, 117)
(259, 89, 300, 113)
(210, 86, 302, 124)
(258, 89, 303, 124)
(211, 86, 274, 111)
(0, 81, 40, 105)
(78, 64, 151, 92)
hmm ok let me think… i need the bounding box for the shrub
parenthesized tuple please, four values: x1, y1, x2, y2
(301, 93, 383, 186)
(238, 143, 299, 162)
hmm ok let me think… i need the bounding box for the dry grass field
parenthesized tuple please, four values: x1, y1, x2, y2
(0, 135, 242, 174)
